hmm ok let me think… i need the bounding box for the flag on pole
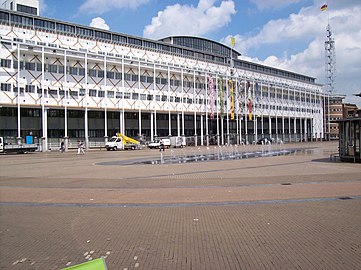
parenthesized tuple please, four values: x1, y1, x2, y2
(219, 78, 224, 119)
(247, 81, 252, 121)
(248, 98, 253, 121)
(61, 257, 108, 270)
(255, 82, 259, 117)
(230, 37, 235, 48)
(229, 80, 235, 120)
(321, 4, 327, 11)
(208, 76, 214, 119)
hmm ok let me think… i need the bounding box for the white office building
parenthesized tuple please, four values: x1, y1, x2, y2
(0, 5, 325, 150)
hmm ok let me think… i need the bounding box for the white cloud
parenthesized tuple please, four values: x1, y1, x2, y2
(39, 0, 48, 15)
(222, 6, 325, 54)
(79, 0, 149, 14)
(143, 0, 236, 40)
(89, 17, 110, 30)
(224, 4, 361, 106)
(250, 0, 302, 11)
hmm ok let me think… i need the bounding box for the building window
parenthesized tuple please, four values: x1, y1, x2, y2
(48, 89, 58, 96)
(94, 30, 111, 40)
(115, 72, 122, 80)
(76, 27, 94, 37)
(69, 67, 78, 75)
(171, 47, 182, 55)
(1, 83, 11, 92)
(89, 89, 97, 97)
(34, 19, 55, 30)
(78, 68, 85, 76)
(24, 62, 35, 71)
(124, 74, 131, 81)
(11, 14, 33, 27)
(112, 35, 127, 44)
(131, 74, 138, 81)
(56, 23, 75, 34)
(97, 70, 104, 78)
(48, 64, 57, 73)
(89, 69, 97, 77)
(98, 91, 105, 97)
(128, 38, 142, 46)
(107, 71, 114, 79)
(58, 66, 64, 74)
(70, 90, 78, 97)
(13, 61, 24, 70)
(1, 59, 11, 68)
(144, 41, 157, 49)
(79, 89, 86, 96)
(13, 87, 24, 94)
(25, 85, 35, 93)
(17, 4, 37, 15)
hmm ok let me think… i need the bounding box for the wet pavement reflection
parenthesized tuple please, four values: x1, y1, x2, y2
(98, 147, 315, 166)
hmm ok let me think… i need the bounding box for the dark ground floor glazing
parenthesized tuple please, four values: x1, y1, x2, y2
(0, 107, 318, 149)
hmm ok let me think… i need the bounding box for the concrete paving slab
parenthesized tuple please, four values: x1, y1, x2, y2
(0, 141, 360, 269)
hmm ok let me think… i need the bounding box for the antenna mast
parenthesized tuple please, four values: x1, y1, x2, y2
(325, 23, 336, 94)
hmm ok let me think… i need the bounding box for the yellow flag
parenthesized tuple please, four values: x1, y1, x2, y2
(231, 37, 235, 48)
(229, 80, 235, 120)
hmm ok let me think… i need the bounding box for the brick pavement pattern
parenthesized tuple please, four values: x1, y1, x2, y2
(0, 141, 361, 269)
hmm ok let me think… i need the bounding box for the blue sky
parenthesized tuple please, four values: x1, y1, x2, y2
(41, 0, 361, 106)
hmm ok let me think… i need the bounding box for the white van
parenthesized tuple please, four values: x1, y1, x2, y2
(169, 136, 186, 148)
(148, 138, 171, 149)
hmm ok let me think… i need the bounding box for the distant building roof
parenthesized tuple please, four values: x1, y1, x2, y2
(159, 36, 241, 59)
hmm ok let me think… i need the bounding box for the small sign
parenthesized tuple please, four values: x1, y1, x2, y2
(26, 135, 33, 144)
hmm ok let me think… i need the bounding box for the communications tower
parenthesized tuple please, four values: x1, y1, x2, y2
(325, 23, 336, 94)
(324, 23, 336, 140)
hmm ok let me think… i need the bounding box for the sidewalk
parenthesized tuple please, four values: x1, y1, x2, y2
(1, 141, 360, 269)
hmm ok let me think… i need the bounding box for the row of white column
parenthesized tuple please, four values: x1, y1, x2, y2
(12, 44, 320, 151)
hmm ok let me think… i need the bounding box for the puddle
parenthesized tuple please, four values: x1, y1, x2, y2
(98, 148, 314, 166)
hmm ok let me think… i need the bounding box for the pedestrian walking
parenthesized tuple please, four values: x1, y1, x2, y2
(77, 140, 85, 155)
(60, 140, 65, 153)
(159, 139, 165, 152)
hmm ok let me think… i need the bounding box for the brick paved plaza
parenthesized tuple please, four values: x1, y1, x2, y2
(1, 141, 360, 269)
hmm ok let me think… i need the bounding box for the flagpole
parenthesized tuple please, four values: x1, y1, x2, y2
(230, 36, 234, 144)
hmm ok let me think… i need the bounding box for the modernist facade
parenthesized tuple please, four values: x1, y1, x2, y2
(0, 8, 325, 150)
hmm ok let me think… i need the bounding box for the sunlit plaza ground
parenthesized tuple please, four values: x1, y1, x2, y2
(1, 141, 360, 269)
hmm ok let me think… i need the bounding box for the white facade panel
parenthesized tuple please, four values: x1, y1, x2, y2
(0, 10, 325, 149)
